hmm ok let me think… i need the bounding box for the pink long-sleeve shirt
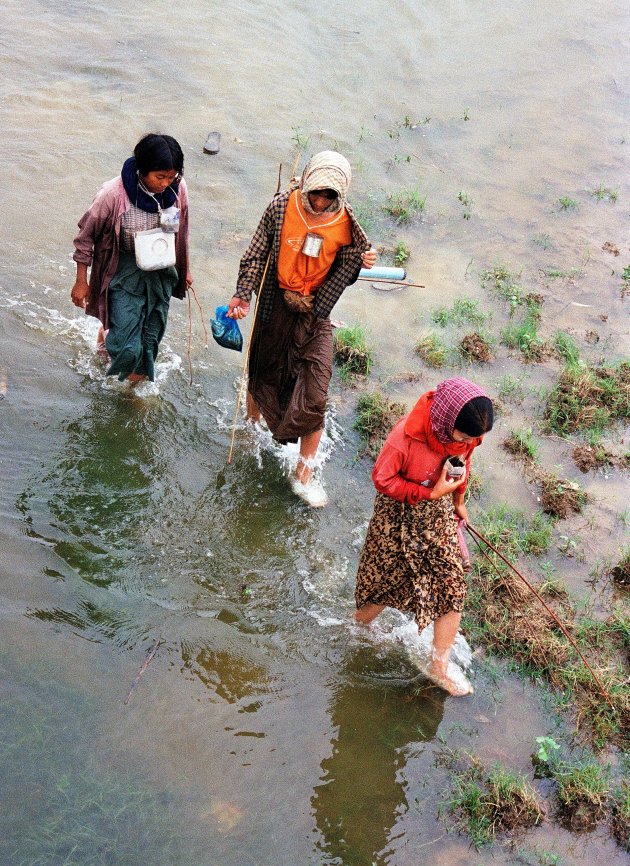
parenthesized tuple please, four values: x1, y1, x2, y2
(73, 176, 190, 327)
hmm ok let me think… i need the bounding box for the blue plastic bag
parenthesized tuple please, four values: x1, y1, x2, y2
(210, 305, 243, 352)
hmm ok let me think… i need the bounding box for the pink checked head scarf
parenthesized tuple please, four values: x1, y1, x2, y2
(429, 377, 490, 444)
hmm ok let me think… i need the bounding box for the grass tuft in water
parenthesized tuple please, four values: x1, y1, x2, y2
(415, 331, 447, 367)
(539, 473, 587, 518)
(353, 391, 406, 458)
(383, 187, 426, 224)
(464, 509, 630, 750)
(503, 428, 538, 462)
(544, 361, 630, 437)
(443, 751, 543, 848)
(333, 325, 373, 382)
(432, 298, 487, 329)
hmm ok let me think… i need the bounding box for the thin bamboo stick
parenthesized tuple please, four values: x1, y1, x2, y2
(466, 523, 615, 709)
(227, 154, 300, 464)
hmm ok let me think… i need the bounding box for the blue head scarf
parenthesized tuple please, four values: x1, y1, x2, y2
(121, 156, 180, 213)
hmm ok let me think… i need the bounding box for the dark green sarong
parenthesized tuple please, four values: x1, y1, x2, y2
(105, 251, 178, 382)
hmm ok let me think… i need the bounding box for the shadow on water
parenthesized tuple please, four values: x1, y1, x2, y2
(311, 649, 446, 866)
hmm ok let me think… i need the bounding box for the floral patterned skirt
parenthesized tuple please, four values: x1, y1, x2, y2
(354, 492, 467, 631)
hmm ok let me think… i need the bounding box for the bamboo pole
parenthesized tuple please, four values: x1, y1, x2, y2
(227, 154, 301, 464)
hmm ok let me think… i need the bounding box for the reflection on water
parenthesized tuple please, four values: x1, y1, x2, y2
(2, 0, 629, 861)
(312, 652, 445, 866)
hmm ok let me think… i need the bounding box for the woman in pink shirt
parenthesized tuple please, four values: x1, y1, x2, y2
(354, 377, 494, 696)
(71, 134, 192, 385)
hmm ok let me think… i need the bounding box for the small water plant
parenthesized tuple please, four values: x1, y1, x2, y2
(552, 332, 581, 368)
(459, 332, 493, 362)
(496, 374, 526, 403)
(432, 297, 487, 328)
(532, 233, 554, 250)
(609, 546, 630, 588)
(415, 331, 447, 367)
(590, 184, 618, 203)
(501, 295, 546, 361)
(543, 361, 630, 437)
(443, 753, 543, 848)
(291, 125, 311, 151)
(393, 240, 410, 265)
(457, 190, 473, 219)
(383, 187, 426, 224)
(557, 196, 578, 211)
(539, 473, 587, 518)
(503, 428, 538, 462)
(333, 325, 372, 382)
(554, 761, 610, 831)
(353, 391, 405, 458)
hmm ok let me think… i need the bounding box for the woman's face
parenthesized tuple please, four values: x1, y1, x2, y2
(451, 428, 476, 444)
(307, 188, 338, 213)
(141, 169, 179, 194)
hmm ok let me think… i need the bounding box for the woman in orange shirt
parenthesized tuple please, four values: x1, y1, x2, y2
(227, 152, 376, 507)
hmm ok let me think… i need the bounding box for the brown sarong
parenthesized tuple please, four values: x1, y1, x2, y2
(355, 492, 467, 630)
(248, 292, 332, 444)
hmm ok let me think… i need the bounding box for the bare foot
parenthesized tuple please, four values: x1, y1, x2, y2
(426, 660, 474, 696)
(127, 373, 147, 386)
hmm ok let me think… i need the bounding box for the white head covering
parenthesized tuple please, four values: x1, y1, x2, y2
(299, 151, 352, 215)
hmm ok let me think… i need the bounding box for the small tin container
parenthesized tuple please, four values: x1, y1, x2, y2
(445, 456, 465, 479)
(302, 232, 323, 257)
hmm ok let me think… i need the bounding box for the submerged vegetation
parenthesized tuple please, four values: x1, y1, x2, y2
(544, 361, 630, 437)
(464, 507, 630, 750)
(415, 331, 448, 367)
(383, 187, 426, 224)
(333, 324, 373, 382)
(353, 391, 405, 458)
(440, 750, 543, 848)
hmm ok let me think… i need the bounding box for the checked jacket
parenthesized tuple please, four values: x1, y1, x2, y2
(234, 191, 370, 324)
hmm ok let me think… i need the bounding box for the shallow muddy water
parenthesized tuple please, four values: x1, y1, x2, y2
(1, 1, 629, 864)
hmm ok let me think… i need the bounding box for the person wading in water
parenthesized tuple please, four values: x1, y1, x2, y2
(226, 151, 376, 507)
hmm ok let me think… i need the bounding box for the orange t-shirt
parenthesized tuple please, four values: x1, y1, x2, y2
(277, 190, 352, 296)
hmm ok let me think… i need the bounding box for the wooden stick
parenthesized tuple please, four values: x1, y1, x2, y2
(465, 524, 615, 709)
(227, 154, 301, 465)
(124, 638, 163, 705)
(357, 277, 426, 288)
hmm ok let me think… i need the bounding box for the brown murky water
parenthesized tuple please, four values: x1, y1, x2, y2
(1, 0, 628, 863)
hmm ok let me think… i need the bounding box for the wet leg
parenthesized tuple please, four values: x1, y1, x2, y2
(295, 428, 323, 485)
(354, 602, 386, 625)
(428, 610, 472, 696)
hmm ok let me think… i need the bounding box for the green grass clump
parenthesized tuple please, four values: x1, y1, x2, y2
(590, 185, 618, 203)
(501, 295, 546, 361)
(503, 428, 538, 462)
(480, 263, 524, 308)
(383, 187, 426, 224)
(553, 332, 581, 368)
(393, 240, 410, 265)
(496, 374, 526, 403)
(333, 325, 372, 382)
(554, 762, 610, 827)
(558, 196, 578, 210)
(415, 331, 447, 367)
(465, 509, 630, 749)
(432, 298, 487, 328)
(353, 391, 405, 458)
(544, 361, 630, 437)
(445, 757, 543, 848)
